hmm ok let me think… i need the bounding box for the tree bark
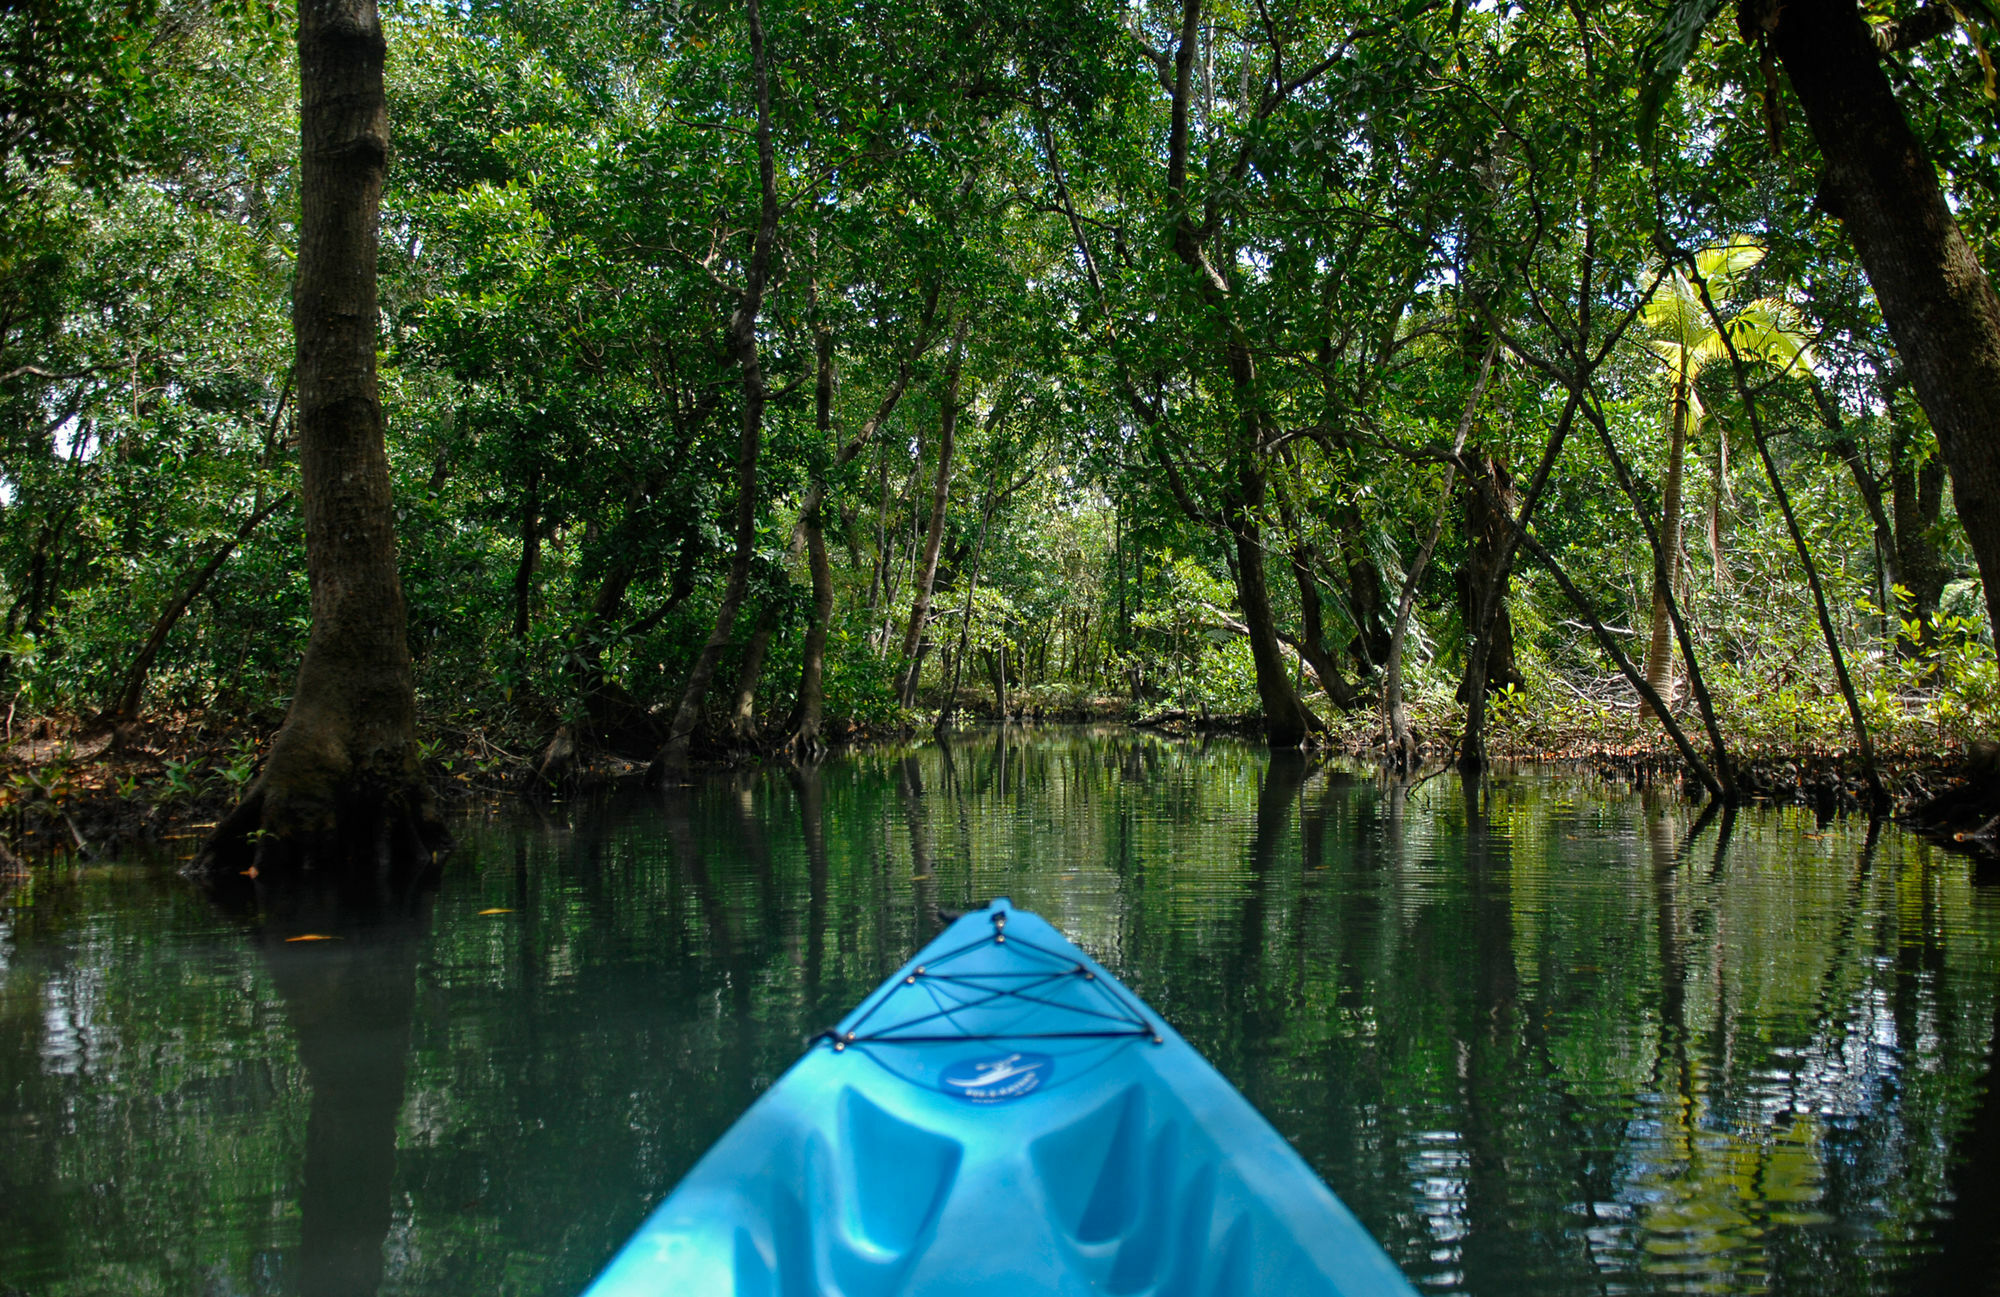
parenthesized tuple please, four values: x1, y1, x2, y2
(649, 0, 780, 780)
(1454, 452, 1523, 772)
(1458, 388, 1580, 773)
(1771, 0, 2000, 651)
(198, 0, 441, 874)
(936, 483, 1001, 735)
(785, 326, 840, 757)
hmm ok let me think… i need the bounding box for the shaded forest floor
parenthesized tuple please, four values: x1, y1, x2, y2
(1, 696, 1995, 872)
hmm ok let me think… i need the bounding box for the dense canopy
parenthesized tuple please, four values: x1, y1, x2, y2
(5, 0, 1999, 804)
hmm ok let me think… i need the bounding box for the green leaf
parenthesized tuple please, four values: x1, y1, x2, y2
(1636, 0, 1729, 156)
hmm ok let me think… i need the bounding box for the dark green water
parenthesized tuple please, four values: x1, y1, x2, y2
(4, 727, 1999, 1296)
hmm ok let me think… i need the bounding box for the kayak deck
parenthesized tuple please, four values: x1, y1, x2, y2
(584, 898, 1417, 1297)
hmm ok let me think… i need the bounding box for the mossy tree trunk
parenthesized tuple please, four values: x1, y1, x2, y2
(199, 0, 441, 875)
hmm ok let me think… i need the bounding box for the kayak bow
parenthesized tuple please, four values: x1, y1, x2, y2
(584, 897, 1417, 1297)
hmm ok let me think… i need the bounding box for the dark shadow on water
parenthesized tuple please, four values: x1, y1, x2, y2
(208, 861, 439, 1297)
(1907, 865, 2000, 1295)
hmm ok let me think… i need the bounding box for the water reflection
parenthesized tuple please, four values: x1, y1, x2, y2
(246, 874, 436, 1297)
(0, 727, 1997, 1297)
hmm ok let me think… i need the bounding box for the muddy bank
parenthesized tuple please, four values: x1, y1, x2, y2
(3, 705, 1995, 866)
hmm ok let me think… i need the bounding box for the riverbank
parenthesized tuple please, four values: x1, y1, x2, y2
(1, 700, 1993, 868)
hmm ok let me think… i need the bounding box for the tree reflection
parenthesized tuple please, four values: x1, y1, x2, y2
(8, 734, 2000, 1297)
(238, 865, 437, 1297)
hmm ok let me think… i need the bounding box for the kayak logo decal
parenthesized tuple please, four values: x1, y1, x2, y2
(939, 1052, 1054, 1103)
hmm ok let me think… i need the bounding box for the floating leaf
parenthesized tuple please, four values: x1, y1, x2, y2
(478, 907, 514, 915)
(285, 933, 337, 942)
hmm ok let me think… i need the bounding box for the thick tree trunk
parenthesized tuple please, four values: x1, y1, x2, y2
(784, 323, 841, 758)
(1385, 340, 1495, 770)
(935, 487, 999, 735)
(1457, 390, 1580, 774)
(1640, 369, 1690, 718)
(984, 644, 1008, 718)
(1771, 0, 2000, 650)
(649, 0, 779, 780)
(894, 333, 966, 706)
(198, 0, 440, 874)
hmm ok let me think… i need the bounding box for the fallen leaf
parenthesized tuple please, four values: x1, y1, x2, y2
(477, 907, 514, 915)
(285, 934, 337, 942)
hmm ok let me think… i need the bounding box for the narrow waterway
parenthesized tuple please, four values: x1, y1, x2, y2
(3, 727, 1997, 1296)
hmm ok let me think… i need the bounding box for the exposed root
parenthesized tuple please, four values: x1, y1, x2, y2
(192, 715, 448, 878)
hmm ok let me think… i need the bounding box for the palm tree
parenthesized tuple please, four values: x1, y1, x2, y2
(1638, 237, 1811, 715)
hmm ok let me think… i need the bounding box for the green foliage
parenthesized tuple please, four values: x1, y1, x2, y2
(2, 0, 1997, 764)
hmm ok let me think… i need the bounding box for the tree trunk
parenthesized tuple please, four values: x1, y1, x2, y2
(198, 0, 441, 874)
(512, 464, 539, 641)
(1346, 546, 1391, 674)
(935, 485, 999, 735)
(1640, 365, 1690, 718)
(649, 0, 780, 780)
(784, 283, 939, 756)
(894, 329, 966, 706)
(1229, 504, 1318, 747)
(725, 604, 777, 746)
(787, 500, 835, 755)
(1890, 394, 1950, 650)
(1458, 389, 1580, 774)
(1771, 0, 2000, 651)
(990, 643, 1008, 718)
(1385, 339, 1495, 770)
(1455, 451, 1523, 708)
(1273, 475, 1359, 712)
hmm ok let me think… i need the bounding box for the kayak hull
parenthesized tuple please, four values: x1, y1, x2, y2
(584, 898, 1416, 1297)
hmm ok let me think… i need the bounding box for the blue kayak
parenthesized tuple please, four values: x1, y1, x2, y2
(583, 898, 1418, 1297)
